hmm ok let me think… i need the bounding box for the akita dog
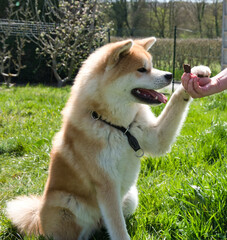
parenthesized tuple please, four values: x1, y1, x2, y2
(6, 37, 209, 240)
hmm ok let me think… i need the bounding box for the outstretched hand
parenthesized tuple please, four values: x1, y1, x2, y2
(181, 73, 218, 98)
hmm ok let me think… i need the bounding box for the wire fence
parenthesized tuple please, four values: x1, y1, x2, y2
(0, 19, 56, 36)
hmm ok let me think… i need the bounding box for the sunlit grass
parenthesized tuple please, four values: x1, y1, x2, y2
(0, 86, 226, 239)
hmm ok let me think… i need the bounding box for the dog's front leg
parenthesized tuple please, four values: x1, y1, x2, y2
(141, 84, 191, 156)
(96, 181, 130, 240)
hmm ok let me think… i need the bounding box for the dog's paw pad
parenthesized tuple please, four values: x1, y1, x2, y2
(191, 65, 211, 78)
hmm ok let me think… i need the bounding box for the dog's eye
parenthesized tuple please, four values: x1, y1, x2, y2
(137, 67, 147, 73)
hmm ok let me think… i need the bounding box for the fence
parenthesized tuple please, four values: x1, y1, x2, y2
(0, 19, 56, 36)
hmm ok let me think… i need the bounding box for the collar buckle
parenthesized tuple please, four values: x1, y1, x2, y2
(123, 126, 130, 135)
(135, 149, 144, 158)
(91, 111, 100, 120)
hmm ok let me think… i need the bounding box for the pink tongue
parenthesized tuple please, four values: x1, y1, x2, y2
(142, 89, 168, 104)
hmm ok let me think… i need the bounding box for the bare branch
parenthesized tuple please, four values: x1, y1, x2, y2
(0, 0, 29, 87)
(28, 0, 111, 87)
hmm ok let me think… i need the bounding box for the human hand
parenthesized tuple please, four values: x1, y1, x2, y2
(181, 73, 219, 98)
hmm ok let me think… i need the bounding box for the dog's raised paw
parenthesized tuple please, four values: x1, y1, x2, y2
(191, 65, 211, 78)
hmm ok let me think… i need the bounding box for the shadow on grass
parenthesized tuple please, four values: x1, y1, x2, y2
(1, 222, 110, 240)
(0, 224, 52, 240)
(90, 227, 109, 240)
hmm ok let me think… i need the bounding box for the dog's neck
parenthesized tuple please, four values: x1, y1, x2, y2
(69, 84, 140, 128)
(91, 111, 144, 157)
(90, 103, 139, 129)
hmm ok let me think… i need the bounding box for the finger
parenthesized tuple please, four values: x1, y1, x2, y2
(181, 73, 191, 90)
(193, 78, 202, 95)
(194, 79, 212, 96)
(193, 77, 209, 98)
(187, 78, 201, 98)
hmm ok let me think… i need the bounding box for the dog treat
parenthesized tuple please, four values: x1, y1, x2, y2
(183, 64, 191, 73)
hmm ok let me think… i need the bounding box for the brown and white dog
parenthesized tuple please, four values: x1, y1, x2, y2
(6, 38, 209, 240)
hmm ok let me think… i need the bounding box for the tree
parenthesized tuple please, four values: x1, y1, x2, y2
(149, 1, 169, 38)
(192, 0, 206, 38)
(0, 0, 8, 18)
(0, 0, 29, 87)
(129, 0, 148, 36)
(168, 0, 176, 38)
(109, 0, 130, 37)
(213, 0, 221, 37)
(28, 0, 111, 87)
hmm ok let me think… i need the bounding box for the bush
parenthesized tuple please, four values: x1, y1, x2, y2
(151, 38, 221, 72)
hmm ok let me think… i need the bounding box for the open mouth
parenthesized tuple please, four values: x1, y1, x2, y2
(131, 88, 168, 104)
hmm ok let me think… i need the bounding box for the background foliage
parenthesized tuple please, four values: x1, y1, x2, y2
(0, 0, 111, 86)
(0, 0, 224, 85)
(107, 0, 223, 39)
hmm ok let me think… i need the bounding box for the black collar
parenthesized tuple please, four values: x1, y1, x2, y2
(91, 111, 144, 157)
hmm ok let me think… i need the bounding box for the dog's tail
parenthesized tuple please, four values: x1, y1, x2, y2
(6, 196, 43, 235)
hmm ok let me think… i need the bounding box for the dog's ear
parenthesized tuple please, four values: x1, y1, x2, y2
(108, 39, 133, 65)
(135, 37, 156, 51)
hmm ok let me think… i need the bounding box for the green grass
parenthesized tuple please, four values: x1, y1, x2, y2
(0, 85, 226, 240)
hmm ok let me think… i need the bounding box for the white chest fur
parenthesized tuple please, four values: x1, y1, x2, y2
(98, 128, 141, 198)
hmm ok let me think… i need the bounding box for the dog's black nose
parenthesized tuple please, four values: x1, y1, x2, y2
(164, 73, 173, 81)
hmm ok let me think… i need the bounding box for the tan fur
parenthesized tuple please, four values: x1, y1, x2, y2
(6, 37, 194, 240)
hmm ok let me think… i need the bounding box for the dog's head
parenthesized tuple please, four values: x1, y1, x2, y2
(74, 38, 172, 116)
(100, 37, 172, 105)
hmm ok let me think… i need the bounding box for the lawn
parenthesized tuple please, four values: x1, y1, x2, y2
(0, 85, 226, 240)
